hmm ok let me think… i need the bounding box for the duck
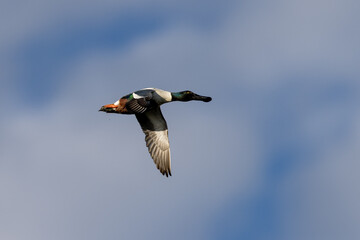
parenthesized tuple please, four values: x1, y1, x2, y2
(99, 88, 212, 177)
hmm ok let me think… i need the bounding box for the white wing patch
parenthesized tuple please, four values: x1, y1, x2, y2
(132, 92, 143, 99)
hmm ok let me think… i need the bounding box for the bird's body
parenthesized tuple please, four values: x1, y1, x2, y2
(99, 88, 212, 177)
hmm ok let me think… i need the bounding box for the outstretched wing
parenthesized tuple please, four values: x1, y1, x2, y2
(135, 107, 171, 177)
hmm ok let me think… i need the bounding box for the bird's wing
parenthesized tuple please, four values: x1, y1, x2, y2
(125, 91, 154, 114)
(126, 97, 150, 114)
(135, 107, 171, 177)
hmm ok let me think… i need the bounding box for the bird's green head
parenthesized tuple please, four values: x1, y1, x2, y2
(171, 90, 212, 102)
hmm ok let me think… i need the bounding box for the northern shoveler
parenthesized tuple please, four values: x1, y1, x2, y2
(99, 88, 212, 177)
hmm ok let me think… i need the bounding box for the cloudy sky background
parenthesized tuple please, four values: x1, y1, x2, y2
(1, 0, 360, 239)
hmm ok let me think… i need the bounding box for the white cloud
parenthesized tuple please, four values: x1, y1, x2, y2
(279, 124, 360, 239)
(0, 0, 232, 52)
(219, 0, 360, 86)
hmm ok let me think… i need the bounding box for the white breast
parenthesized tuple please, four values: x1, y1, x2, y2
(152, 88, 172, 104)
(142, 88, 172, 105)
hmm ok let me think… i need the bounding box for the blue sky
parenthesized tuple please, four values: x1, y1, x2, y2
(1, 0, 360, 239)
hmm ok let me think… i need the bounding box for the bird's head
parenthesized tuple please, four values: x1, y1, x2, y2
(171, 90, 212, 102)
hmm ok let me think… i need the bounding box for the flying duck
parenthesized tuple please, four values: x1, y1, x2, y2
(99, 88, 212, 177)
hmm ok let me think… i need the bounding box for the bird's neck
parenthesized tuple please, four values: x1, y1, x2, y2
(171, 92, 185, 101)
